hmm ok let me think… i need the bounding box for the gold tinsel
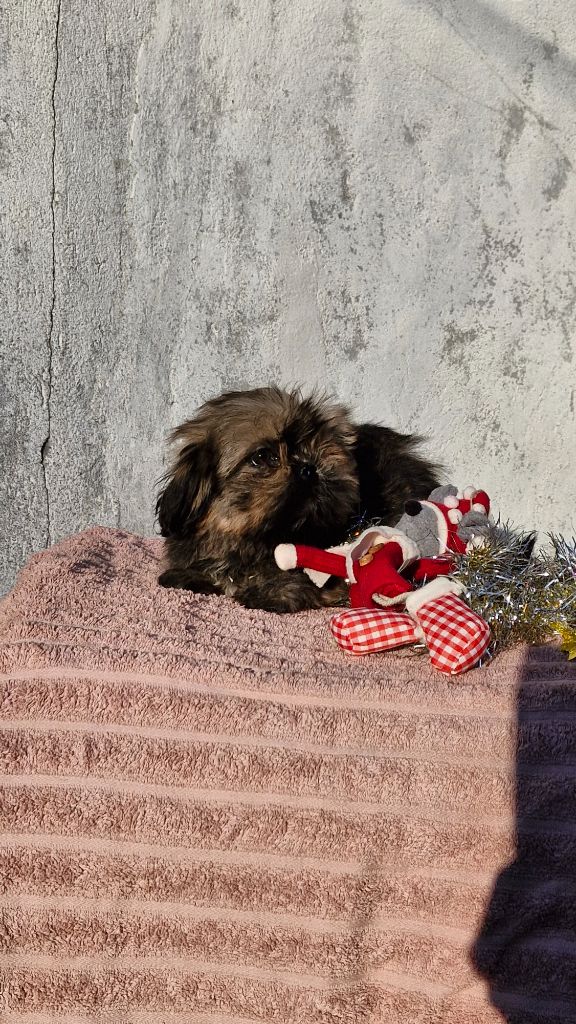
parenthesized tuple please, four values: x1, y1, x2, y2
(553, 621, 576, 660)
(452, 524, 576, 655)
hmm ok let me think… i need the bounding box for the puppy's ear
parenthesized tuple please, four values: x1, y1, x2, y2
(353, 423, 442, 523)
(156, 434, 217, 538)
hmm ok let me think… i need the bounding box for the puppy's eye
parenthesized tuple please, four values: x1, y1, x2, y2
(249, 447, 279, 469)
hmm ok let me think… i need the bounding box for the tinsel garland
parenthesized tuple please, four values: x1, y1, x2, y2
(344, 514, 576, 659)
(451, 523, 576, 657)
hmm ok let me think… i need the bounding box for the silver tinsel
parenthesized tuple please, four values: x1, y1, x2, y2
(451, 521, 576, 655)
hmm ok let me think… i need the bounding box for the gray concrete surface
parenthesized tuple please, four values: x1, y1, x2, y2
(1, 0, 575, 595)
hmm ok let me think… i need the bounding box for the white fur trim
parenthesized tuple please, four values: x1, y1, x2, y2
(304, 567, 330, 587)
(346, 527, 418, 584)
(388, 532, 419, 565)
(448, 508, 462, 524)
(405, 576, 465, 617)
(419, 501, 449, 553)
(274, 544, 297, 571)
(444, 495, 459, 509)
(348, 526, 398, 562)
(472, 501, 488, 513)
(463, 486, 476, 500)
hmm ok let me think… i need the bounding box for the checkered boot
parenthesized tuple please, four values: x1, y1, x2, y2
(330, 607, 419, 656)
(405, 578, 491, 675)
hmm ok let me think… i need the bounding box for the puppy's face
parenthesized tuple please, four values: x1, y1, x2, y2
(157, 387, 360, 548)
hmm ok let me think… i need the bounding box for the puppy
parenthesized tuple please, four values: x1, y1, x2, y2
(156, 387, 440, 612)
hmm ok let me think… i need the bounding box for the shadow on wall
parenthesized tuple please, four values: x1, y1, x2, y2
(417, 0, 576, 89)
(473, 646, 576, 1023)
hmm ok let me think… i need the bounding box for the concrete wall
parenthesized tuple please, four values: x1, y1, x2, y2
(1, 0, 575, 595)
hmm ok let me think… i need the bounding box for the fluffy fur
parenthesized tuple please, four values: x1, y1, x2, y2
(156, 387, 440, 612)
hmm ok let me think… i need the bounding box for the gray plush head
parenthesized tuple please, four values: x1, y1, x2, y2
(395, 501, 445, 557)
(395, 484, 492, 557)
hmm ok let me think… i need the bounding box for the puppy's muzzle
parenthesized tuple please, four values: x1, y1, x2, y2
(297, 463, 317, 482)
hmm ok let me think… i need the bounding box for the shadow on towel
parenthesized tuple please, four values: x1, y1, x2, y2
(473, 645, 576, 1024)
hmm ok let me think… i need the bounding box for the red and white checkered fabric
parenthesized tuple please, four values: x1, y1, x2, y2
(330, 608, 418, 656)
(413, 592, 491, 674)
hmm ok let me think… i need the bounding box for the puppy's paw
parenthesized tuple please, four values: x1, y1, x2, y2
(158, 569, 219, 594)
(274, 544, 297, 570)
(158, 569, 183, 588)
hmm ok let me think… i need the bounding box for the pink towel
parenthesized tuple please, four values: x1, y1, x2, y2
(0, 526, 574, 1022)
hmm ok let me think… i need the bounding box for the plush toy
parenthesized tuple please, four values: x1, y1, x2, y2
(274, 485, 492, 675)
(395, 484, 491, 556)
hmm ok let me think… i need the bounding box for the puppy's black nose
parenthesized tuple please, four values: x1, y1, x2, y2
(404, 499, 422, 516)
(298, 463, 316, 481)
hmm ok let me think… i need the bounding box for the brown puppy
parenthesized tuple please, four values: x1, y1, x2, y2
(156, 387, 440, 612)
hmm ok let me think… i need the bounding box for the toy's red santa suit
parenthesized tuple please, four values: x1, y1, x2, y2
(274, 528, 452, 609)
(275, 486, 491, 609)
(274, 486, 491, 675)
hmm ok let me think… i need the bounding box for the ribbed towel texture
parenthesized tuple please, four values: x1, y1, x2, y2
(0, 527, 575, 1023)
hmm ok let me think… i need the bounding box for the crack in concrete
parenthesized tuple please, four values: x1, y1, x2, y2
(41, 0, 61, 548)
(396, 44, 501, 117)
